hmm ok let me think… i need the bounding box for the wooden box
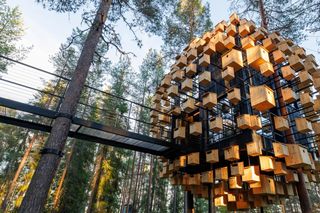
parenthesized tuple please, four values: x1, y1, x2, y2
(187, 152, 200, 165)
(209, 117, 223, 132)
(239, 23, 250, 37)
(182, 98, 196, 113)
(211, 31, 226, 53)
(189, 174, 201, 185)
(159, 114, 170, 124)
(201, 171, 214, 183)
(252, 175, 276, 195)
(285, 171, 299, 183)
(170, 105, 181, 116)
(259, 156, 275, 172)
(215, 167, 228, 180)
(314, 77, 320, 91)
(246, 132, 263, 156)
(150, 110, 159, 118)
(288, 54, 304, 71)
(160, 75, 171, 88)
(186, 63, 197, 76)
(151, 94, 161, 103)
(229, 12, 240, 24)
(281, 87, 297, 104)
(250, 85, 275, 112)
(285, 144, 311, 168)
(174, 127, 185, 139)
(190, 121, 202, 136)
(199, 71, 211, 86)
(221, 49, 244, 72)
(229, 176, 242, 189)
(285, 183, 296, 196)
(259, 62, 274, 77)
(155, 86, 165, 95)
(199, 54, 210, 67)
(312, 122, 320, 135)
(274, 161, 288, 175)
(150, 117, 158, 124)
(250, 115, 262, 130)
(295, 117, 313, 133)
(227, 88, 241, 105)
(176, 55, 187, 68)
(315, 99, 320, 112)
(242, 166, 260, 183)
(214, 181, 228, 196)
(179, 155, 187, 167)
(272, 142, 289, 158)
(167, 85, 178, 97)
(215, 21, 227, 33)
(278, 41, 292, 55)
(281, 65, 295, 80)
(214, 196, 227, 207)
(231, 162, 244, 176)
(206, 149, 219, 163)
(187, 48, 197, 61)
(241, 36, 255, 50)
(275, 181, 285, 195)
(237, 114, 251, 129)
(203, 41, 215, 55)
(274, 116, 290, 131)
(172, 69, 184, 82)
(222, 66, 235, 81)
(226, 24, 237, 36)
(202, 32, 213, 42)
(224, 145, 240, 161)
(202, 92, 217, 109)
(300, 92, 314, 108)
(181, 77, 193, 92)
(246, 46, 270, 70)
(224, 36, 235, 50)
(299, 71, 313, 85)
(262, 37, 276, 52)
(227, 193, 236, 202)
(272, 50, 286, 64)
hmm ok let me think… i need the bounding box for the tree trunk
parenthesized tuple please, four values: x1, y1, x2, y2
(146, 155, 153, 213)
(149, 158, 157, 212)
(19, 1, 112, 212)
(1, 135, 34, 211)
(86, 145, 106, 213)
(132, 153, 142, 212)
(126, 151, 136, 213)
(120, 155, 131, 213)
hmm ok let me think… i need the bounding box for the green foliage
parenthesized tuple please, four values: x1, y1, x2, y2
(0, 0, 28, 72)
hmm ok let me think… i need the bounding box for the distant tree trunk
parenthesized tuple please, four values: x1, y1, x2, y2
(146, 155, 154, 213)
(18, 1, 112, 212)
(126, 151, 136, 213)
(120, 156, 131, 213)
(132, 153, 142, 212)
(136, 154, 146, 210)
(1, 134, 34, 211)
(86, 145, 106, 213)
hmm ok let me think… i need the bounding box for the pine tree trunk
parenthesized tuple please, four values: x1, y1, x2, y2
(86, 145, 106, 213)
(0, 135, 34, 211)
(136, 154, 146, 210)
(150, 158, 157, 212)
(126, 151, 136, 213)
(132, 153, 142, 212)
(18, 1, 112, 212)
(146, 155, 154, 213)
(120, 155, 131, 213)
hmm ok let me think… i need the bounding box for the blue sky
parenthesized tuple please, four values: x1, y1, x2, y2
(6, 0, 320, 74)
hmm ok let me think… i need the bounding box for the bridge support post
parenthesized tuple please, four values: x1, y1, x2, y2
(184, 191, 194, 213)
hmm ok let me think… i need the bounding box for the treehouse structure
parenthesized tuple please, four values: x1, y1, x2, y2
(150, 13, 320, 211)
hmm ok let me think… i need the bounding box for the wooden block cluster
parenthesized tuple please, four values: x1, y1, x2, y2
(250, 85, 275, 112)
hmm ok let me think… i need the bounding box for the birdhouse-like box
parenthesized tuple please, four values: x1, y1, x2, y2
(199, 54, 210, 67)
(285, 144, 311, 168)
(259, 62, 274, 77)
(167, 85, 178, 97)
(190, 121, 202, 136)
(239, 23, 250, 37)
(276, 182, 285, 195)
(246, 46, 270, 70)
(189, 174, 201, 185)
(231, 162, 244, 176)
(281, 66, 295, 81)
(211, 31, 226, 53)
(179, 155, 187, 167)
(250, 85, 275, 112)
(262, 37, 276, 52)
(227, 88, 241, 105)
(300, 92, 314, 108)
(314, 77, 320, 91)
(285, 183, 296, 196)
(224, 36, 236, 50)
(226, 24, 237, 36)
(312, 122, 320, 135)
(285, 171, 299, 183)
(288, 54, 304, 71)
(199, 71, 211, 86)
(159, 114, 170, 124)
(252, 175, 276, 195)
(278, 41, 292, 55)
(227, 193, 236, 202)
(250, 115, 262, 130)
(281, 87, 297, 104)
(170, 105, 181, 116)
(305, 61, 317, 74)
(201, 171, 214, 183)
(186, 63, 197, 76)
(246, 132, 263, 156)
(202, 92, 217, 109)
(295, 117, 313, 133)
(215, 167, 228, 180)
(173, 127, 185, 140)
(272, 50, 286, 64)
(187, 152, 200, 165)
(224, 145, 240, 161)
(210, 117, 223, 132)
(176, 55, 187, 68)
(259, 156, 275, 172)
(206, 149, 219, 163)
(182, 98, 196, 113)
(155, 86, 165, 95)
(242, 166, 260, 183)
(299, 71, 313, 85)
(150, 110, 159, 118)
(229, 176, 242, 189)
(203, 41, 216, 55)
(241, 36, 255, 50)
(222, 49, 244, 72)
(202, 32, 213, 42)
(272, 142, 289, 158)
(160, 75, 171, 88)
(150, 117, 158, 124)
(273, 116, 290, 131)
(181, 77, 193, 92)
(172, 69, 184, 82)
(151, 94, 161, 103)
(237, 114, 251, 129)
(215, 196, 227, 207)
(274, 161, 288, 175)
(222, 66, 235, 81)
(187, 48, 197, 61)
(229, 12, 240, 25)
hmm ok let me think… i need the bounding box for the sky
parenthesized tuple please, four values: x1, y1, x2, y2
(3, 0, 320, 102)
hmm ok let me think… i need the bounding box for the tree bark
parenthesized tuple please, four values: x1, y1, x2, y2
(132, 153, 142, 212)
(146, 155, 153, 213)
(18, 1, 112, 212)
(126, 151, 136, 213)
(120, 157, 131, 213)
